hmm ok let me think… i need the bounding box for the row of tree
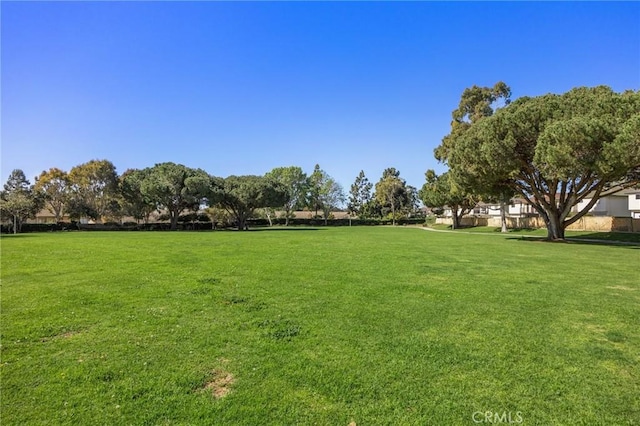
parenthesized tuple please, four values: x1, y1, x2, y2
(1, 162, 420, 233)
(418, 83, 640, 239)
(8, 84, 634, 239)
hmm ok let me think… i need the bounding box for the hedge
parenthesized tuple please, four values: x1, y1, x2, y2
(1, 217, 426, 233)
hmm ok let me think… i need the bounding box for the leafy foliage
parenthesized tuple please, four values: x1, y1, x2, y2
(445, 86, 640, 239)
(419, 170, 476, 229)
(119, 168, 156, 224)
(348, 170, 373, 218)
(265, 166, 308, 226)
(214, 175, 287, 230)
(304, 165, 345, 225)
(34, 168, 69, 222)
(318, 177, 345, 225)
(139, 162, 211, 230)
(67, 159, 119, 222)
(0, 170, 43, 233)
(374, 168, 416, 225)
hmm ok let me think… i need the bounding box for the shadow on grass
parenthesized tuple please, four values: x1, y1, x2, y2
(0, 233, 39, 238)
(506, 236, 640, 249)
(566, 232, 640, 244)
(246, 227, 324, 232)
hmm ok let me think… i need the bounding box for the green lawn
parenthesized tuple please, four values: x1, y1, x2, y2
(1, 228, 639, 424)
(429, 224, 640, 244)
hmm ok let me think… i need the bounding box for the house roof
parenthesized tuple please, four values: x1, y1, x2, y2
(581, 187, 640, 199)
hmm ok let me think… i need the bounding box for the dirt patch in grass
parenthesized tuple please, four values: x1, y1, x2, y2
(201, 370, 235, 399)
(41, 329, 82, 342)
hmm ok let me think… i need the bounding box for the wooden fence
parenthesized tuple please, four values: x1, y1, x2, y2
(435, 216, 640, 233)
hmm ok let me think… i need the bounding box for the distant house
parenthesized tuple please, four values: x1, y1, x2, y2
(470, 199, 537, 218)
(576, 189, 640, 218)
(28, 208, 71, 224)
(507, 199, 537, 217)
(290, 210, 351, 219)
(626, 191, 640, 219)
(471, 202, 501, 217)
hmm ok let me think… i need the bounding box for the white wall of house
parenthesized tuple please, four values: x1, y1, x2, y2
(577, 195, 631, 217)
(629, 193, 640, 218)
(486, 205, 502, 217)
(508, 202, 535, 217)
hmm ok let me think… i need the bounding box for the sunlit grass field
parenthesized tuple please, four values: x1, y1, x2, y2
(1, 227, 639, 424)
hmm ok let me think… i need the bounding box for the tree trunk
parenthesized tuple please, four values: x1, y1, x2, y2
(13, 215, 17, 234)
(451, 210, 459, 230)
(500, 200, 508, 233)
(545, 213, 565, 240)
(285, 214, 289, 226)
(237, 213, 247, 231)
(170, 212, 178, 230)
(391, 203, 396, 226)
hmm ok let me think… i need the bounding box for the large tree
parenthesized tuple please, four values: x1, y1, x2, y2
(140, 162, 211, 230)
(318, 177, 345, 225)
(304, 165, 345, 225)
(374, 168, 414, 225)
(306, 164, 324, 217)
(265, 166, 308, 226)
(419, 170, 476, 230)
(68, 159, 119, 222)
(435, 81, 511, 163)
(444, 86, 640, 240)
(348, 170, 373, 218)
(1, 170, 42, 233)
(120, 168, 156, 224)
(433, 82, 511, 230)
(34, 168, 69, 222)
(215, 175, 287, 231)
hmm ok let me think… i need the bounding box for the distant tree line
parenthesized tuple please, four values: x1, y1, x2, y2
(1, 161, 422, 233)
(6, 84, 635, 239)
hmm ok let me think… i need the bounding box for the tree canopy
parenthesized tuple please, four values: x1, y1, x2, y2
(443, 86, 640, 239)
(348, 170, 373, 219)
(0, 169, 42, 233)
(120, 168, 156, 224)
(318, 176, 345, 225)
(374, 168, 416, 225)
(419, 170, 476, 230)
(34, 168, 69, 222)
(214, 175, 287, 230)
(265, 166, 308, 226)
(140, 162, 211, 230)
(68, 159, 119, 222)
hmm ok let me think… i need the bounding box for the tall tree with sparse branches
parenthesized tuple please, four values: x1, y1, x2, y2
(348, 170, 373, 218)
(374, 168, 414, 225)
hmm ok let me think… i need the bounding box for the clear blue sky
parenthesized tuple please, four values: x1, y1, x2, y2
(2, 1, 639, 193)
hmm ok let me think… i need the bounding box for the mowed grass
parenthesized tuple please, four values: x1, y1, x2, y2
(429, 224, 640, 243)
(1, 228, 639, 425)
